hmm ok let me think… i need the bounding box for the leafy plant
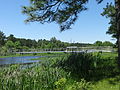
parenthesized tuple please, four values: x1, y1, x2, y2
(54, 78, 67, 90)
(69, 79, 92, 90)
(55, 52, 102, 79)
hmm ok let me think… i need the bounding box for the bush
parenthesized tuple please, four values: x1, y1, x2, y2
(0, 46, 8, 56)
(69, 79, 92, 90)
(55, 52, 102, 79)
(0, 52, 119, 89)
(0, 60, 70, 90)
(54, 78, 67, 90)
(54, 52, 119, 80)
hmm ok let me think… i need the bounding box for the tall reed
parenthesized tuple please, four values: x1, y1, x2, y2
(0, 60, 69, 90)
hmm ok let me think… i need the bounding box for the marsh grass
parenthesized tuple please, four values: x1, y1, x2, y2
(0, 52, 65, 58)
(54, 52, 119, 81)
(0, 58, 70, 90)
(0, 52, 119, 90)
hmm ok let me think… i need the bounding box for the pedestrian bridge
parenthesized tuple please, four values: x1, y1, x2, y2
(15, 49, 113, 54)
(15, 46, 115, 54)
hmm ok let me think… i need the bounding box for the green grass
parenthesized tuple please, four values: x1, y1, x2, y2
(31, 56, 61, 61)
(92, 76, 120, 90)
(99, 52, 117, 58)
(0, 52, 120, 90)
(0, 52, 66, 58)
(0, 59, 69, 90)
(31, 52, 66, 61)
(0, 53, 23, 58)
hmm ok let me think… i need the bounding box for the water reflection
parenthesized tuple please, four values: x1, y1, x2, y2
(0, 56, 41, 65)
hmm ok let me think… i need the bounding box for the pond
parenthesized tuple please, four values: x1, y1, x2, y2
(0, 56, 42, 65)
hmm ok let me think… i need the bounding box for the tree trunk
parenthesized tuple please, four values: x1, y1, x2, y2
(118, 20, 120, 68)
(115, 0, 120, 67)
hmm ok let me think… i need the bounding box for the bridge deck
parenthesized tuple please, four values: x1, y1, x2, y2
(15, 50, 112, 54)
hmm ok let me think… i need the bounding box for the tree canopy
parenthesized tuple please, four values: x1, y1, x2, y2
(101, 3, 116, 39)
(94, 40, 114, 46)
(0, 31, 6, 46)
(22, 0, 103, 31)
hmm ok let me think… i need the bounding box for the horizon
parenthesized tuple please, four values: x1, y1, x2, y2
(1, 31, 114, 45)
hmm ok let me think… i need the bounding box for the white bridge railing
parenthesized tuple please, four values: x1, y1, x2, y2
(14, 46, 116, 54)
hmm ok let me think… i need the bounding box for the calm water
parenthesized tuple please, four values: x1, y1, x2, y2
(0, 56, 41, 65)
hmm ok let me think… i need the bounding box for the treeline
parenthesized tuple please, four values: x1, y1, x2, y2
(0, 32, 68, 51)
(0, 31, 114, 55)
(94, 41, 114, 46)
(0, 31, 91, 52)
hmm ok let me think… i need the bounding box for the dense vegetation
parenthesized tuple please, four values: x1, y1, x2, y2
(0, 31, 88, 55)
(0, 52, 119, 90)
(0, 30, 116, 90)
(0, 0, 119, 89)
(0, 31, 117, 90)
(0, 31, 114, 56)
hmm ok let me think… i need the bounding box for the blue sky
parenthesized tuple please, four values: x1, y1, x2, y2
(0, 0, 115, 44)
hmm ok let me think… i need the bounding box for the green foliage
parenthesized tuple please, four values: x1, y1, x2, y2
(92, 76, 120, 90)
(101, 3, 117, 39)
(0, 46, 8, 56)
(0, 31, 6, 46)
(0, 31, 97, 55)
(94, 40, 114, 46)
(54, 78, 67, 90)
(54, 52, 119, 81)
(7, 34, 16, 42)
(22, 0, 88, 31)
(14, 41, 22, 51)
(94, 41, 103, 46)
(0, 52, 119, 89)
(102, 41, 114, 46)
(5, 40, 15, 48)
(22, 0, 104, 31)
(0, 60, 69, 90)
(69, 79, 92, 90)
(54, 52, 102, 79)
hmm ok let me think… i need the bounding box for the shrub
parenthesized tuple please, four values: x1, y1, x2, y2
(55, 52, 102, 79)
(54, 52, 119, 80)
(0, 60, 70, 90)
(69, 79, 92, 90)
(54, 78, 67, 90)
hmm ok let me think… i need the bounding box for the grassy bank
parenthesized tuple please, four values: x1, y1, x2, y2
(0, 52, 65, 58)
(92, 76, 120, 90)
(0, 52, 120, 90)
